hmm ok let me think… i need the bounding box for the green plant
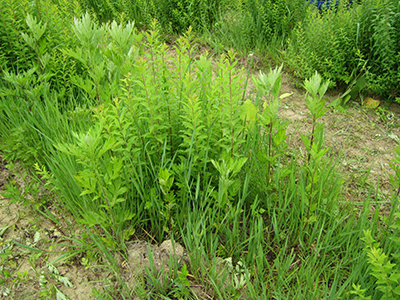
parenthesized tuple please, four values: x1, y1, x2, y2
(52, 18, 254, 243)
(285, 0, 400, 102)
(360, 0, 400, 99)
(352, 229, 400, 300)
(0, 0, 81, 79)
(302, 71, 329, 162)
(0, 0, 33, 73)
(251, 64, 290, 185)
(36, 264, 73, 300)
(79, 0, 224, 34)
(350, 142, 400, 299)
(206, 0, 308, 56)
(211, 154, 247, 210)
(171, 263, 191, 298)
(285, 4, 361, 86)
(1, 7, 391, 299)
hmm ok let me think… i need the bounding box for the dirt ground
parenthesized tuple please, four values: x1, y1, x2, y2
(276, 74, 400, 202)
(234, 50, 400, 204)
(0, 155, 102, 299)
(1, 49, 400, 299)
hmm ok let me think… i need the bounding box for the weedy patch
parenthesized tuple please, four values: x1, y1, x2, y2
(1, 10, 400, 299)
(0, 158, 106, 299)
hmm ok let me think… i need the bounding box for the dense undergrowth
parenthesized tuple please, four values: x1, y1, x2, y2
(2, 0, 398, 100)
(1, 0, 400, 299)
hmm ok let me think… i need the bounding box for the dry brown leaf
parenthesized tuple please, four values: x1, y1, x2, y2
(364, 97, 380, 109)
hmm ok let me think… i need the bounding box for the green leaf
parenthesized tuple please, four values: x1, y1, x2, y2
(273, 128, 288, 147)
(300, 134, 311, 149)
(240, 99, 258, 123)
(21, 33, 35, 49)
(97, 138, 117, 159)
(12, 241, 43, 253)
(304, 71, 322, 98)
(73, 13, 105, 48)
(394, 285, 400, 295)
(25, 14, 47, 42)
(389, 272, 400, 283)
(280, 92, 293, 99)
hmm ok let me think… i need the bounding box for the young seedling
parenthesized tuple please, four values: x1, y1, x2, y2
(301, 72, 330, 220)
(252, 65, 289, 184)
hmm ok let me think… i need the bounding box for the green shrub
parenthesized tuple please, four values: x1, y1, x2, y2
(0, 0, 84, 106)
(0, 0, 39, 73)
(352, 224, 400, 300)
(284, 0, 400, 100)
(78, 0, 225, 33)
(351, 144, 400, 299)
(210, 0, 308, 55)
(285, 4, 362, 86)
(49, 18, 253, 242)
(358, 0, 400, 99)
(0, 0, 81, 73)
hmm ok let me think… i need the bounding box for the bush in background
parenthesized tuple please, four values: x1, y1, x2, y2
(73, 0, 399, 100)
(208, 0, 307, 54)
(359, 0, 400, 99)
(0, 0, 81, 73)
(0, 0, 84, 106)
(285, 4, 361, 86)
(285, 0, 400, 100)
(79, 0, 225, 33)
